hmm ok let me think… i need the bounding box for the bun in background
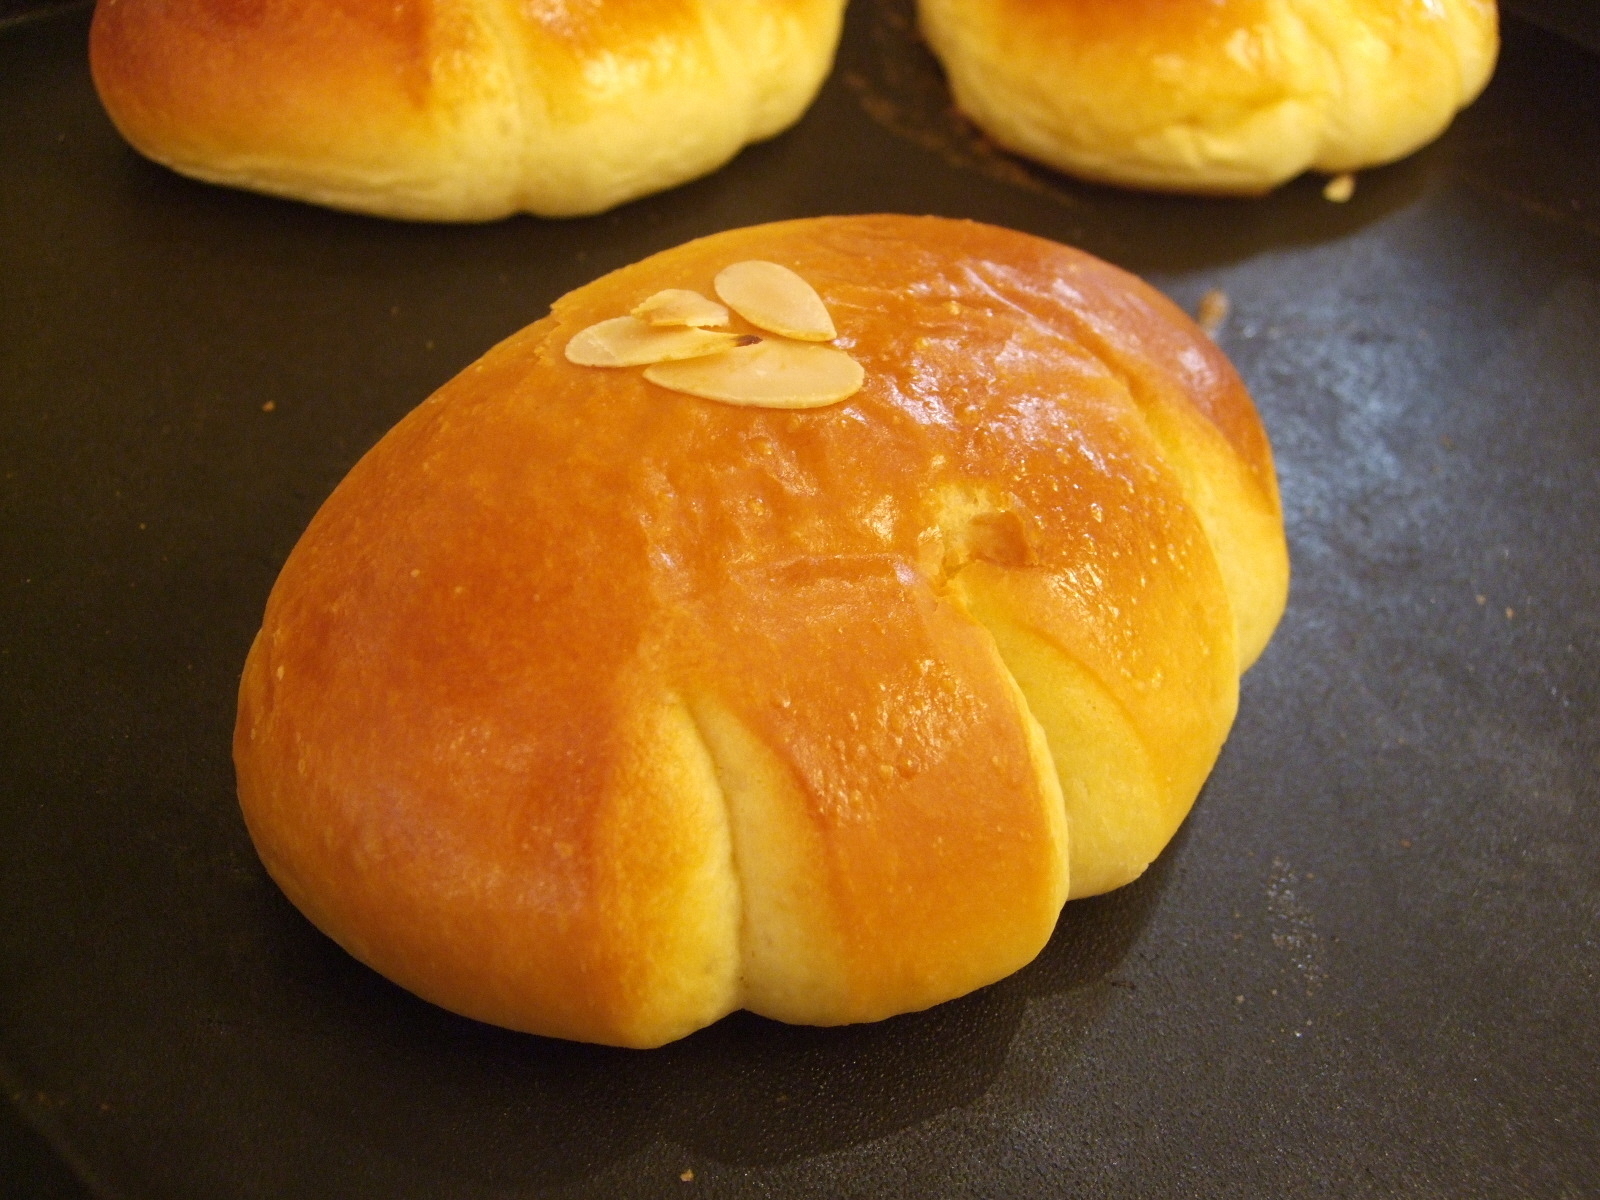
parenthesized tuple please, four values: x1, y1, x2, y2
(90, 0, 847, 219)
(918, 0, 1499, 194)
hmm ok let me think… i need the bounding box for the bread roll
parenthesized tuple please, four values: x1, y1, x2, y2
(918, 0, 1499, 194)
(88, 0, 846, 220)
(234, 215, 1288, 1047)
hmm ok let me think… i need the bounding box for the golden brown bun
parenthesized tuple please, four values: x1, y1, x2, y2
(89, 0, 846, 219)
(918, 0, 1499, 194)
(234, 215, 1288, 1046)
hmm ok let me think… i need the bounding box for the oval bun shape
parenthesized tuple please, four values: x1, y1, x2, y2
(89, 0, 845, 220)
(918, 0, 1498, 194)
(234, 216, 1289, 1047)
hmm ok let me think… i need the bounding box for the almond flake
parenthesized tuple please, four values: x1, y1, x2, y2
(631, 289, 729, 328)
(713, 261, 836, 341)
(643, 340, 863, 409)
(564, 316, 745, 367)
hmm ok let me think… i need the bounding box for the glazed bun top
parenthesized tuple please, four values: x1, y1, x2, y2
(235, 216, 1288, 1047)
(919, 0, 1499, 193)
(89, 0, 846, 219)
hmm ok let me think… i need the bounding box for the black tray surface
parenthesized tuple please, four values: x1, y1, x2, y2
(4, 5, 1598, 1197)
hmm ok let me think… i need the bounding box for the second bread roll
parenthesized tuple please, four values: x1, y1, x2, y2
(919, 0, 1499, 194)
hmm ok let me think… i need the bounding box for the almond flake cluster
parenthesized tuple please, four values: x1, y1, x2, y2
(564, 261, 864, 410)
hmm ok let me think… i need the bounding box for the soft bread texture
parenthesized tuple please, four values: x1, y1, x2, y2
(234, 216, 1289, 1046)
(89, 0, 846, 219)
(918, 0, 1499, 194)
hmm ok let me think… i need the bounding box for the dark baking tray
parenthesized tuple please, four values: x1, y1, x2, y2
(4, 4, 1598, 1197)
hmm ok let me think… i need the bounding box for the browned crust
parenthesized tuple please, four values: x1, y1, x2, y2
(91, 0, 449, 165)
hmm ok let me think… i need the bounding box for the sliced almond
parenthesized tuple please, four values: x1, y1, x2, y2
(643, 340, 863, 409)
(631, 289, 729, 328)
(564, 316, 746, 367)
(713, 261, 836, 341)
